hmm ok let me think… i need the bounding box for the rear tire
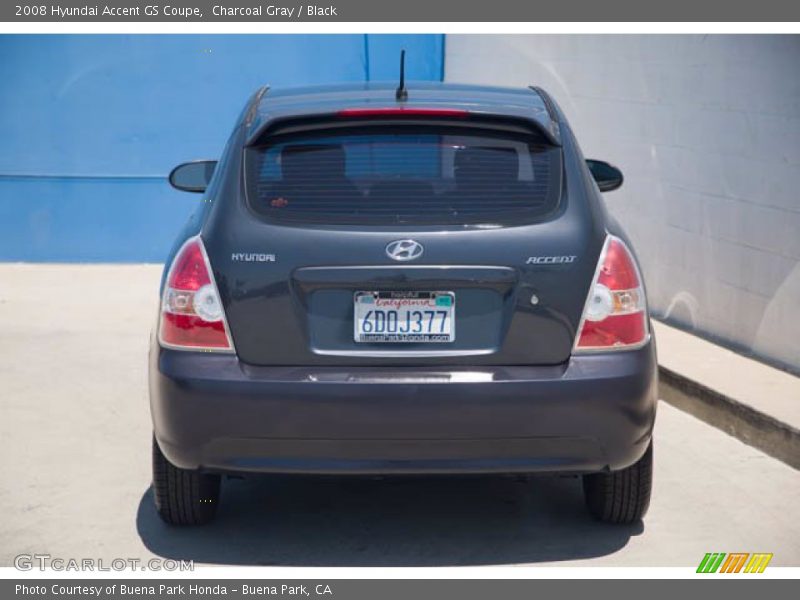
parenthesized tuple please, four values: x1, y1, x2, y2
(582, 442, 652, 524)
(152, 436, 220, 525)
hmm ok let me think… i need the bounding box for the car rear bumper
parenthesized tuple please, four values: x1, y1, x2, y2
(149, 339, 657, 475)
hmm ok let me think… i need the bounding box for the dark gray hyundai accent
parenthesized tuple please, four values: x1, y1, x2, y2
(150, 80, 657, 526)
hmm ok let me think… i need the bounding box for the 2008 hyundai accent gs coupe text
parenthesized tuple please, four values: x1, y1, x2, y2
(149, 79, 657, 526)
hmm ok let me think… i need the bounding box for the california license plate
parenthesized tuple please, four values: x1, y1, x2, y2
(354, 291, 455, 343)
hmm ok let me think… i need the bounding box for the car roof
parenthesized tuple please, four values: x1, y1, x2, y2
(246, 81, 560, 145)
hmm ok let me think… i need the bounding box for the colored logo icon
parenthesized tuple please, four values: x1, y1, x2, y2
(697, 552, 773, 573)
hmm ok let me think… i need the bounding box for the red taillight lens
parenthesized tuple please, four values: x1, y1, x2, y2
(158, 237, 233, 352)
(169, 241, 210, 291)
(574, 236, 649, 352)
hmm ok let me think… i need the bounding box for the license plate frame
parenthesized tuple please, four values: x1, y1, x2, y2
(353, 291, 455, 343)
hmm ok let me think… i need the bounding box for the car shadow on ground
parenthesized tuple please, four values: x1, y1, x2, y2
(136, 474, 643, 566)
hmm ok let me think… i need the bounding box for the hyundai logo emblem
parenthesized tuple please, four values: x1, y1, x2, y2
(386, 239, 424, 262)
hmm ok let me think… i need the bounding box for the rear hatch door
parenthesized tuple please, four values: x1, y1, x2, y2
(205, 116, 602, 366)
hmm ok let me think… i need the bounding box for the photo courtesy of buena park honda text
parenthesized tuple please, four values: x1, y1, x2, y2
(0, 0, 799, 597)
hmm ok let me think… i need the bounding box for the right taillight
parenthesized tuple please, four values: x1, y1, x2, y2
(574, 235, 649, 352)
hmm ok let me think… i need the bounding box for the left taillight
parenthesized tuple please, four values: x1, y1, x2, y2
(573, 235, 649, 353)
(158, 236, 234, 352)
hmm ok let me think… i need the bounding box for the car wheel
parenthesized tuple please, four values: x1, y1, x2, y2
(582, 442, 652, 524)
(152, 435, 220, 525)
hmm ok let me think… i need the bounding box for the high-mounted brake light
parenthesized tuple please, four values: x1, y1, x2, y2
(574, 235, 649, 352)
(337, 108, 469, 118)
(158, 236, 234, 352)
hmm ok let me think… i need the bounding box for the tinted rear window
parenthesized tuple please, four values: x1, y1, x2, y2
(245, 125, 562, 226)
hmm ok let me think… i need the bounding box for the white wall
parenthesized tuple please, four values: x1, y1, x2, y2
(446, 35, 800, 373)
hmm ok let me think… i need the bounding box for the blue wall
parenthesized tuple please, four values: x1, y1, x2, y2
(0, 34, 444, 261)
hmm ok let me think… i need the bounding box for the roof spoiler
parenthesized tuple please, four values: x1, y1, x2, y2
(244, 85, 562, 147)
(528, 86, 561, 144)
(246, 112, 561, 147)
(243, 85, 270, 127)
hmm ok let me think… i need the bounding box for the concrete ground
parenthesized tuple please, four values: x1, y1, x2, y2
(1, 264, 799, 567)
